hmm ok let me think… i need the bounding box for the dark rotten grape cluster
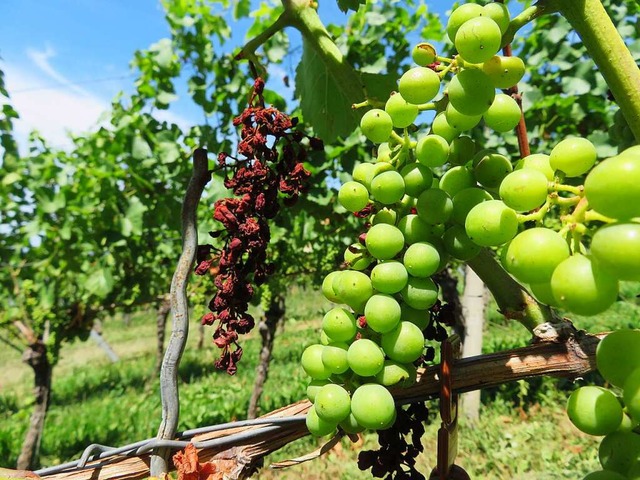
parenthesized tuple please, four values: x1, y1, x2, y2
(197, 77, 321, 374)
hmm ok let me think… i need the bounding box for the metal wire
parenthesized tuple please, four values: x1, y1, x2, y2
(34, 415, 306, 477)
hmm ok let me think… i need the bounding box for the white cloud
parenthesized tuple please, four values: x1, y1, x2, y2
(2, 46, 193, 153)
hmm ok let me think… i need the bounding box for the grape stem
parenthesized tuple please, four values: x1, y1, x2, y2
(584, 210, 615, 223)
(548, 0, 640, 141)
(501, 4, 558, 48)
(236, 11, 294, 75)
(417, 102, 436, 112)
(516, 198, 551, 224)
(466, 249, 558, 332)
(549, 183, 583, 196)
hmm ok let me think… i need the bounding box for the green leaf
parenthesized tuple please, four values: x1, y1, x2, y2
(234, 0, 251, 19)
(158, 141, 181, 164)
(361, 72, 398, 105)
(1, 172, 21, 185)
(132, 136, 152, 159)
(121, 196, 147, 237)
(150, 38, 174, 69)
(157, 91, 178, 105)
(295, 40, 358, 143)
(336, 0, 364, 13)
(85, 268, 115, 298)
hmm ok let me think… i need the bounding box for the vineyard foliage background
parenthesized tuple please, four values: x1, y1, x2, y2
(1, 0, 639, 475)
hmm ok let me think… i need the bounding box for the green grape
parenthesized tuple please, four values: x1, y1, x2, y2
(306, 405, 337, 437)
(448, 136, 477, 166)
(528, 281, 559, 307)
(403, 242, 440, 278)
(399, 66, 441, 104)
(599, 431, 640, 475)
(439, 166, 476, 197)
(446, 3, 485, 43)
(339, 413, 365, 434)
(455, 16, 502, 64)
(591, 223, 640, 281)
(398, 214, 440, 244)
(412, 42, 437, 66)
(443, 224, 482, 260)
(314, 384, 351, 423)
(451, 187, 493, 225)
(515, 153, 555, 181)
(366, 223, 405, 260)
(371, 261, 409, 294)
(370, 170, 406, 205)
(582, 471, 627, 480)
(371, 207, 397, 225)
(465, 200, 518, 247)
(550, 254, 619, 316)
(350, 383, 396, 430)
(550, 136, 597, 177)
(473, 150, 513, 188)
(617, 412, 639, 433)
(448, 68, 496, 116)
(400, 162, 434, 197)
(431, 112, 461, 143)
(375, 360, 417, 387)
(416, 188, 453, 225)
(498, 169, 549, 212)
(566, 386, 623, 436)
(320, 330, 333, 345)
(360, 109, 394, 143)
(352, 162, 378, 189)
(338, 180, 369, 212)
(503, 228, 570, 283)
(344, 244, 372, 271)
(596, 330, 640, 388)
(625, 368, 640, 422)
(483, 93, 521, 133)
(416, 134, 450, 167)
(347, 338, 385, 377)
(321, 343, 350, 374)
(585, 150, 640, 219)
(401, 276, 438, 310)
(400, 304, 430, 330)
(364, 294, 402, 333)
(322, 307, 357, 343)
(377, 143, 392, 162)
(482, 2, 510, 34)
(380, 321, 425, 363)
(301, 344, 332, 380)
(385, 92, 419, 128)
(445, 103, 483, 131)
(482, 55, 526, 89)
(334, 270, 374, 313)
(322, 271, 343, 303)
(307, 379, 330, 403)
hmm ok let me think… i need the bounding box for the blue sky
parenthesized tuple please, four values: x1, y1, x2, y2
(0, 0, 456, 151)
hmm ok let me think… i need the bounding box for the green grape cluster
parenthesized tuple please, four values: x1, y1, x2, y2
(303, 0, 640, 439)
(569, 331, 640, 480)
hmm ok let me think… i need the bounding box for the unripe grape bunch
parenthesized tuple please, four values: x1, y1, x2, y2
(301, 0, 640, 449)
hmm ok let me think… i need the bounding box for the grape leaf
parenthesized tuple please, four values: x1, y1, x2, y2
(295, 40, 358, 143)
(85, 268, 115, 298)
(361, 72, 398, 105)
(336, 0, 365, 13)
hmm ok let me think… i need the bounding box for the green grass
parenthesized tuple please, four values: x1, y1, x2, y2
(0, 283, 638, 477)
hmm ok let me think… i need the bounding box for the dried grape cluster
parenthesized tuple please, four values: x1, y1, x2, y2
(197, 77, 322, 374)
